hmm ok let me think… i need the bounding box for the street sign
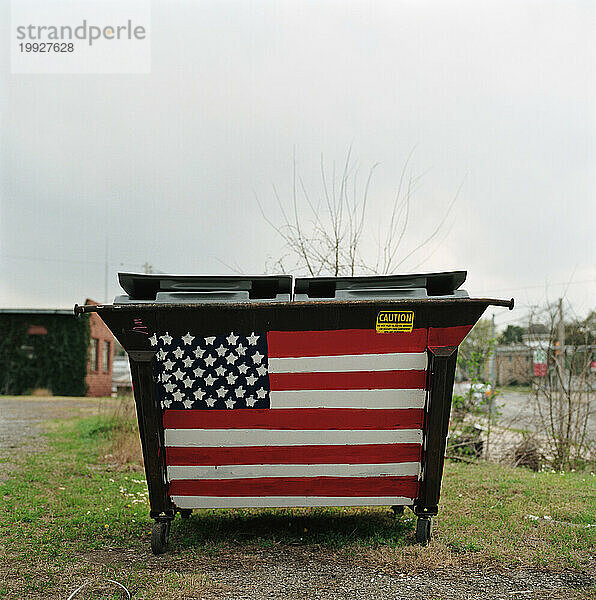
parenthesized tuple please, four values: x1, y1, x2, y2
(533, 348, 547, 377)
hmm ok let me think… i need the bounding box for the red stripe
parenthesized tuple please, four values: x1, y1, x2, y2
(165, 443, 422, 466)
(267, 328, 427, 357)
(169, 475, 419, 497)
(163, 408, 424, 430)
(428, 325, 473, 348)
(269, 370, 426, 391)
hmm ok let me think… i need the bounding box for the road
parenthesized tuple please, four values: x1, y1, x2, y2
(454, 385, 596, 434)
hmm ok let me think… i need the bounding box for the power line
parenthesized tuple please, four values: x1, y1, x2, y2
(0, 252, 145, 269)
(478, 279, 596, 294)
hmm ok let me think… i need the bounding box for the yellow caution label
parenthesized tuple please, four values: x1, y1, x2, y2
(376, 310, 414, 333)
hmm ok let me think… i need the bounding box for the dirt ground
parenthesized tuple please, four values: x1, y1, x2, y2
(1, 396, 593, 600)
(84, 547, 593, 600)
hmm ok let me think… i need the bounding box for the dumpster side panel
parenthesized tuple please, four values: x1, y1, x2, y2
(128, 350, 173, 519)
(93, 299, 491, 513)
(416, 346, 458, 516)
(153, 325, 428, 509)
(91, 310, 173, 518)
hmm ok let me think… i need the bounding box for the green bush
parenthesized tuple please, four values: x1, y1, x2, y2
(0, 313, 89, 396)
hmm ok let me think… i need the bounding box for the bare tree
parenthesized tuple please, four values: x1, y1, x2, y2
(528, 302, 594, 470)
(258, 149, 459, 276)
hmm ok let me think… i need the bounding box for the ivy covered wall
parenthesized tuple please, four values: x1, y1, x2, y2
(0, 313, 90, 396)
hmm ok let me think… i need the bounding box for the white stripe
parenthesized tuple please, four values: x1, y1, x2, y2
(164, 428, 422, 447)
(167, 462, 421, 480)
(171, 496, 415, 508)
(268, 353, 427, 373)
(269, 389, 426, 409)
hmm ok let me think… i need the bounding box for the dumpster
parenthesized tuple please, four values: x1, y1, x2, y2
(74, 270, 513, 552)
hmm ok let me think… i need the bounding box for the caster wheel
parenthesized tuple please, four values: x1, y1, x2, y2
(391, 505, 405, 516)
(151, 520, 171, 555)
(180, 509, 192, 520)
(415, 517, 432, 546)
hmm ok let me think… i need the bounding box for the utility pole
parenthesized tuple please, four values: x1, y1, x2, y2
(489, 313, 496, 388)
(104, 236, 109, 303)
(486, 313, 496, 460)
(143, 262, 153, 274)
(557, 298, 565, 384)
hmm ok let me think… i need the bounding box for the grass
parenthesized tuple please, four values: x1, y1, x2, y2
(0, 409, 594, 598)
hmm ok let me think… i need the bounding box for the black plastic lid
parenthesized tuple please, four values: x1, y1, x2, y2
(118, 273, 293, 301)
(294, 271, 467, 299)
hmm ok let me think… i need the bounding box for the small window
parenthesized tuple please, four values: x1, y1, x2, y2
(103, 341, 111, 373)
(89, 338, 99, 371)
(27, 324, 48, 335)
(509, 356, 513, 363)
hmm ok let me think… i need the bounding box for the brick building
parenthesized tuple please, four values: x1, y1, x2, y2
(84, 299, 114, 397)
(495, 345, 533, 385)
(0, 300, 114, 397)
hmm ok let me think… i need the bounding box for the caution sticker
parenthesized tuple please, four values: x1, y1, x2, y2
(376, 310, 414, 333)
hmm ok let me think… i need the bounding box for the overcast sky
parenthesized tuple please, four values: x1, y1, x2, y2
(1, 0, 594, 330)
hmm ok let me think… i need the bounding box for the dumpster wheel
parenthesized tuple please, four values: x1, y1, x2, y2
(415, 517, 432, 545)
(151, 520, 171, 555)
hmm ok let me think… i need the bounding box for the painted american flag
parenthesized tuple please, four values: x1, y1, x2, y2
(149, 328, 427, 509)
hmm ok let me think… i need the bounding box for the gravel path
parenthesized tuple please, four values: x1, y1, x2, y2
(1, 396, 593, 600)
(206, 562, 591, 600)
(0, 396, 110, 454)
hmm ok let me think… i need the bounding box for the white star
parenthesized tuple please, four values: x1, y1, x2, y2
(246, 374, 257, 386)
(204, 355, 216, 367)
(215, 365, 226, 377)
(225, 399, 236, 409)
(235, 386, 245, 398)
(193, 389, 206, 401)
(160, 332, 173, 345)
(226, 373, 238, 385)
(164, 382, 175, 393)
(216, 386, 227, 398)
(205, 398, 216, 408)
(149, 333, 158, 346)
(205, 374, 216, 386)
(256, 388, 267, 399)
(172, 389, 184, 403)
(252, 351, 264, 364)
(173, 368, 184, 380)
(256, 365, 267, 376)
(226, 332, 239, 345)
(183, 399, 193, 409)
(247, 332, 259, 345)
(236, 344, 246, 356)
(193, 366, 205, 378)
(173, 347, 184, 359)
(245, 396, 257, 407)
(161, 398, 172, 409)
(183, 356, 193, 368)
(162, 373, 171, 382)
(204, 336, 216, 345)
(157, 349, 167, 361)
(182, 332, 195, 345)
(238, 364, 249, 374)
(225, 353, 238, 365)
(194, 347, 205, 358)
(182, 377, 193, 388)
(163, 359, 175, 371)
(216, 344, 227, 357)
